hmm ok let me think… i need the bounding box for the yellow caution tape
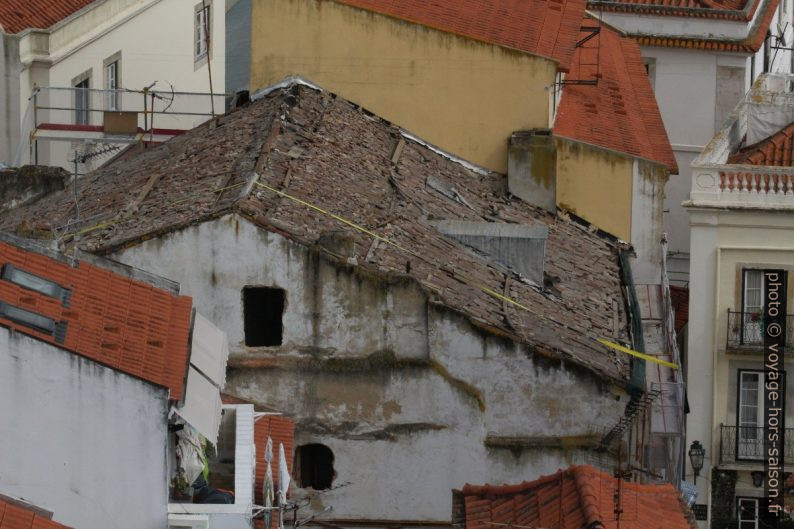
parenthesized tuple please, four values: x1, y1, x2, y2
(254, 181, 533, 312)
(596, 338, 679, 369)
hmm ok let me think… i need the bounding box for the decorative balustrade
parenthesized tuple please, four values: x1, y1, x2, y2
(690, 165, 794, 208)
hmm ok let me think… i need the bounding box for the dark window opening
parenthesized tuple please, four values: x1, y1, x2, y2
(242, 286, 285, 346)
(295, 444, 335, 490)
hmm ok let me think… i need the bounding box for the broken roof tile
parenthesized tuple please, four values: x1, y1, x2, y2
(1, 81, 632, 383)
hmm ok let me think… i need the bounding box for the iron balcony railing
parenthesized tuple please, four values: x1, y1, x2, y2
(719, 425, 794, 464)
(726, 310, 794, 352)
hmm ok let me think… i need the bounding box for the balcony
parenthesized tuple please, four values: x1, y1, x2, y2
(689, 73, 794, 210)
(719, 425, 794, 465)
(726, 311, 794, 353)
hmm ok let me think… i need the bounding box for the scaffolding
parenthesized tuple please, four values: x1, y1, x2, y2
(15, 85, 230, 170)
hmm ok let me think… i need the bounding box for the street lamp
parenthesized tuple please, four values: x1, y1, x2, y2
(689, 440, 705, 485)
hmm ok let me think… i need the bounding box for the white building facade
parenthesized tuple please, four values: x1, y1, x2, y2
(686, 73, 794, 527)
(591, 0, 794, 287)
(0, 0, 225, 172)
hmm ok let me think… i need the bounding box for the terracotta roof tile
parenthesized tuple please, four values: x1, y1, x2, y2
(728, 121, 794, 166)
(0, 0, 95, 34)
(587, 0, 756, 19)
(222, 395, 295, 529)
(554, 17, 677, 172)
(631, 0, 778, 52)
(331, 0, 587, 71)
(0, 497, 71, 529)
(0, 239, 192, 400)
(1, 82, 633, 383)
(669, 285, 689, 333)
(458, 465, 696, 529)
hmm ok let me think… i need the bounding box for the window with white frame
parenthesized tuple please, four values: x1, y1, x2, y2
(737, 497, 759, 529)
(195, 2, 211, 62)
(105, 59, 120, 111)
(737, 370, 764, 460)
(73, 76, 90, 125)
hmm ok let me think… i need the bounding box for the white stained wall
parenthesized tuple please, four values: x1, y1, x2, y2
(16, 0, 225, 170)
(112, 214, 629, 522)
(0, 327, 169, 529)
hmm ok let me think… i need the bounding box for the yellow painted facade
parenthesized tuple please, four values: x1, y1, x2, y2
(249, 0, 557, 173)
(555, 138, 635, 242)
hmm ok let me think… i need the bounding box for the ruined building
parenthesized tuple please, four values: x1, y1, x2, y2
(2, 81, 652, 524)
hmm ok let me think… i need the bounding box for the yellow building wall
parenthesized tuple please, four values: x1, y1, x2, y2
(249, 0, 557, 173)
(554, 138, 634, 242)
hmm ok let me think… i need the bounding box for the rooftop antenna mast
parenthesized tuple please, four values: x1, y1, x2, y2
(68, 144, 121, 223)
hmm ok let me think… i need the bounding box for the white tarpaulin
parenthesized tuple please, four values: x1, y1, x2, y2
(173, 311, 229, 445)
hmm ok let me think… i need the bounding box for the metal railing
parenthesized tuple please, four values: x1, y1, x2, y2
(726, 310, 794, 352)
(719, 425, 794, 464)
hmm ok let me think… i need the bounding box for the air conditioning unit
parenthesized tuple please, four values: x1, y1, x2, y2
(168, 514, 209, 529)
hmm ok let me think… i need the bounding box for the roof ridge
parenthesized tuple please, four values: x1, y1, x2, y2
(573, 465, 603, 527)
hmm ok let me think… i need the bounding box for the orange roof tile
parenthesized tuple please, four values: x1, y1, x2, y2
(670, 285, 689, 334)
(588, 0, 757, 20)
(0, 496, 72, 529)
(553, 17, 677, 172)
(728, 122, 794, 166)
(332, 0, 587, 71)
(0, 239, 192, 400)
(624, 0, 777, 52)
(457, 465, 696, 529)
(222, 395, 295, 529)
(0, 0, 95, 34)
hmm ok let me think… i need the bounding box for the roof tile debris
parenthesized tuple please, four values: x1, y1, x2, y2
(0, 238, 192, 400)
(554, 17, 678, 172)
(0, 0, 95, 34)
(728, 122, 794, 166)
(455, 465, 697, 529)
(331, 0, 587, 71)
(1, 81, 632, 382)
(0, 496, 72, 529)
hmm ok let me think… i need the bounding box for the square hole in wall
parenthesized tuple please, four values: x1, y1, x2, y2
(242, 286, 285, 346)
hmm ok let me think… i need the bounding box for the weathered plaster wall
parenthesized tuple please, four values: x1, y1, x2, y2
(0, 328, 169, 529)
(554, 138, 634, 242)
(631, 159, 668, 284)
(113, 214, 627, 521)
(248, 0, 557, 173)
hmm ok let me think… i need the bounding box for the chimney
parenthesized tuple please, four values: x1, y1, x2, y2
(507, 129, 556, 214)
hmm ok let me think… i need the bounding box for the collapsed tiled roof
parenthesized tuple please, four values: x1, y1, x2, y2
(0, 0, 95, 34)
(554, 17, 677, 173)
(0, 238, 192, 400)
(331, 0, 587, 72)
(454, 465, 696, 529)
(728, 122, 794, 165)
(1, 81, 632, 382)
(0, 495, 72, 529)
